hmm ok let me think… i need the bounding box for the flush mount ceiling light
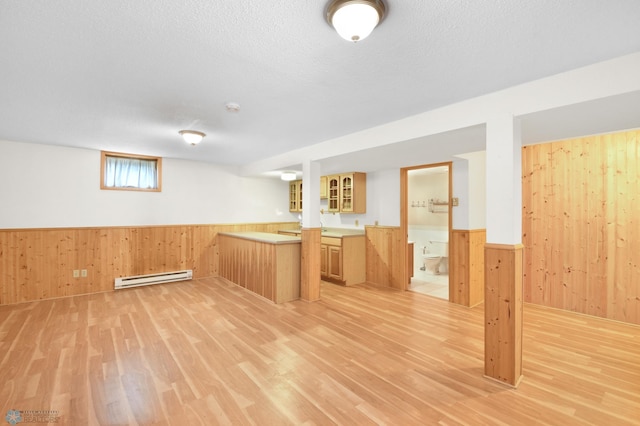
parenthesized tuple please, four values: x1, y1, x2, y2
(326, 0, 386, 42)
(280, 171, 297, 181)
(225, 102, 240, 113)
(179, 130, 206, 146)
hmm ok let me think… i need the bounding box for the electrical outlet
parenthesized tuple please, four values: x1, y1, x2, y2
(73, 270, 79, 278)
(452, 197, 459, 206)
(355, 219, 359, 227)
(374, 220, 379, 226)
(81, 269, 87, 277)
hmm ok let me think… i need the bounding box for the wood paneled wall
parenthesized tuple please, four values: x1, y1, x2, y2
(365, 226, 405, 289)
(522, 129, 640, 325)
(450, 229, 486, 307)
(0, 222, 298, 305)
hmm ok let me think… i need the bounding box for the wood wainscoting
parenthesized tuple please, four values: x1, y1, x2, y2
(0, 222, 298, 305)
(365, 226, 405, 289)
(522, 129, 640, 325)
(450, 229, 486, 307)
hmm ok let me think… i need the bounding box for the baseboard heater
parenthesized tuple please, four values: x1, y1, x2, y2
(114, 270, 193, 290)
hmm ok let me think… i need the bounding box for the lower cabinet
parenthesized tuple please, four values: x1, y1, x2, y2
(320, 244, 328, 277)
(320, 235, 365, 286)
(278, 230, 366, 286)
(327, 245, 342, 281)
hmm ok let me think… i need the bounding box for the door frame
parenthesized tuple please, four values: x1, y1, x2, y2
(400, 162, 453, 292)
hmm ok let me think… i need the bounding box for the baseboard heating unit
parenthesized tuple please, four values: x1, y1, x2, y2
(115, 270, 193, 290)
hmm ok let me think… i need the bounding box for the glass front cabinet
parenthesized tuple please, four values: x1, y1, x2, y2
(288, 180, 302, 212)
(291, 173, 365, 214)
(327, 176, 340, 212)
(328, 172, 366, 214)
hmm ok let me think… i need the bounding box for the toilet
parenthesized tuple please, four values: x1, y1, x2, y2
(421, 240, 448, 275)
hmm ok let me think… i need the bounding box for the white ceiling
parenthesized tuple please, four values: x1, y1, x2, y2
(1, 1, 640, 175)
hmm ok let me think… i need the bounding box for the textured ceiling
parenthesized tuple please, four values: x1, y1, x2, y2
(1, 0, 640, 173)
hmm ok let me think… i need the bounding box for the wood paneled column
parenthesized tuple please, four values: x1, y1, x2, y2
(484, 114, 523, 387)
(450, 229, 486, 307)
(301, 228, 321, 301)
(484, 243, 523, 386)
(300, 160, 322, 302)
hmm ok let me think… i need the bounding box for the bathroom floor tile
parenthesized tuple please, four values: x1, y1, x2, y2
(408, 274, 449, 300)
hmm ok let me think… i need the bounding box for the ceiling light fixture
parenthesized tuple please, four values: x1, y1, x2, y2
(326, 0, 386, 43)
(179, 130, 206, 146)
(225, 102, 240, 113)
(280, 171, 297, 181)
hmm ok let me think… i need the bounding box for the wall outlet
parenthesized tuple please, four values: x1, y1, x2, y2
(452, 197, 459, 206)
(374, 220, 379, 226)
(355, 220, 359, 227)
(81, 269, 87, 277)
(73, 270, 79, 278)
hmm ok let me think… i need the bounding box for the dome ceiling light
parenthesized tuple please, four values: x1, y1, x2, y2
(326, 0, 386, 43)
(179, 130, 206, 146)
(280, 171, 298, 181)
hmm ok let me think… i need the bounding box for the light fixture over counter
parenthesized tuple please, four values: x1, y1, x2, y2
(179, 130, 206, 146)
(326, 0, 386, 42)
(280, 171, 298, 181)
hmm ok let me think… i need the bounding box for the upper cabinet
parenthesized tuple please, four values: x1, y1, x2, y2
(288, 180, 302, 212)
(327, 175, 340, 212)
(328, 172, 366, 214)
(291, 173, 366, 213)
(320, 176, 327, 199)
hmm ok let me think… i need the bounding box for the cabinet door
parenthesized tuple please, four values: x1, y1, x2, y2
(327, 246, 342, 280)
(340, 174, 354, 212)
(289, 181, 298, 212)
(289, 180, 302, 212)
(320, 244, 328, 277)
(298, 180, 303, 211)
(327, 176, 340, 212)
(340, 172, 366, 214)
(320, 176, 327, 199)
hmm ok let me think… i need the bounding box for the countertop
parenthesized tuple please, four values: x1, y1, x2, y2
(278, 228, 365, 238)
(218, 231, 301, 244)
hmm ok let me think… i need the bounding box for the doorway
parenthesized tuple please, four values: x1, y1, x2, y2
(402, 163, 452, 300)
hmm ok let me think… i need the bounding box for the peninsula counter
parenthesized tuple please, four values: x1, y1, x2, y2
(218, 232, 301, 303)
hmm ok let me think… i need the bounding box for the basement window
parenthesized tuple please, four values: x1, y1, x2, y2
(100, 151, 162, 191)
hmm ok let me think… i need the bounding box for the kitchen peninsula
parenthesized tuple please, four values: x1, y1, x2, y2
(218, 232, 301, 303)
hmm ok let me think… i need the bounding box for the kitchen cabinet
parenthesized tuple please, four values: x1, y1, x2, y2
(327, 175, 340, 212)
(327, 245, 342, 280)
(289, 177, 332, 211)
(320, 176, 327, 199)
(320, 235, 365, 286)
(288, 180, 302, 212)
(291, 173, 365, 213)
(320, 244, 328, 276)
(276, 229, 365, 286)
(327, 172, 366, 213)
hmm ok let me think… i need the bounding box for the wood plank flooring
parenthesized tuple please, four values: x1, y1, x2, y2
(0, 277, 638, 425)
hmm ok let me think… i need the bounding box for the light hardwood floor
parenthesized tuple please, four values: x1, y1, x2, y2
(0, 278, 638, 425)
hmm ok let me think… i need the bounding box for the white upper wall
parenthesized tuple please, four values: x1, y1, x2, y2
(0, 140, 289, 229)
